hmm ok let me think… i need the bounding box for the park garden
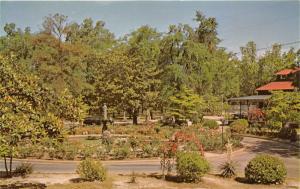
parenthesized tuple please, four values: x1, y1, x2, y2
(0, 10, 299, 189)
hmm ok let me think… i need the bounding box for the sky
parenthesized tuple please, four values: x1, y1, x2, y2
(0, 1, 299, 54)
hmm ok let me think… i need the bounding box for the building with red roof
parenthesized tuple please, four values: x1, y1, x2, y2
(228, 67, 299, 119)
(256, 67, 300, 94)
(275, 69, 295, 75)
(256, 81, 295, 91)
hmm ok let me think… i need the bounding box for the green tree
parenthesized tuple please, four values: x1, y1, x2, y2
(0, 54, 86, 176)
(0, 55, 60, 176)
(239, 41, 259, 95)
(266, 91, 300, 126)
(193, 11, 220, 52)
(125, 26, 161, 123)
(167, 87, 205, 123)
(65, 18, 115, 51)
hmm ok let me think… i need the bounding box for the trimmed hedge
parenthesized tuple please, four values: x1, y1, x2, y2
(245, 154, 286, 184)
(176, 152, 210, 182)
(76, 159, 107, 181)
(230, 119, 248, 134)
(202, 120, 219, 130)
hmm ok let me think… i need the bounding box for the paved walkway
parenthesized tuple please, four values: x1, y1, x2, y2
(1, 137, 299, 179)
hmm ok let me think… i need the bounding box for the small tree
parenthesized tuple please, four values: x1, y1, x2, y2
(167, 87, 205, 124)
(266, 91, 300, 127)
(160, 131, 204, 179)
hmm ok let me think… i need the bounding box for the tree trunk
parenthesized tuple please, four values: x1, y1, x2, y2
(150, 110, 154, 120)
(123, 111, 127, 121)
(4, 156, 8, 177)
(145, 109, 150, 123)
(102, 120, 108, 133)
(9, 155, 12, 176)
(132, 109, 138, 125)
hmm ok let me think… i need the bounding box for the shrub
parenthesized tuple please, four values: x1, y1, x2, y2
(196, 128, 224, 151)
(64, 144, 78, 160)
(268, 121, 282, 132)
(14, 162, 33, 177)
(154, 126, 161, 134)
(115, 145, 130, 159)
(141, 144, 153, 158)
(278, 126, 298, 142)
(15, 145, 35, 159)
(33, 145, 45, 159)
(76, 159, 107, 181)
(202, 120, 219, 130)
(230, 119, 248, 134)
(245, 154, 286, 184)
(219, 161, 237, 178)
(176, 152, 210, 182)
(80, 145, 95, 159)
(128, 137, 139, 157)
(95, 146, 106, 160)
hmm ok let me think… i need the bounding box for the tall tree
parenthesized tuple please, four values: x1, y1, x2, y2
(239, 41, 259, 95)
(65, 18, 115, 51)
(193, 11, 220, 52)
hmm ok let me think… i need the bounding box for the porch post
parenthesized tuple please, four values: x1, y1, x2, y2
(239, 101, 242, 118)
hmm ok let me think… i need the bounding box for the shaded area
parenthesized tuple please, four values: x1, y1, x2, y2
(243, 138, 300, 158)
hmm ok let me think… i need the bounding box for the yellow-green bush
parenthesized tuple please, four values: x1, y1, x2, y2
(76, 159, 107, 181)
(202, 119, 219, 129)
(176, 152, 210, 182)
(245, 154, 286, 184)
(230, 119, 248, 134)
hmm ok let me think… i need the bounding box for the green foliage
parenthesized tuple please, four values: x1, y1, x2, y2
(219, 161, 237, 178)
(128, 137, 139, 157)
(202, 120, 219, 129)
(76, 159, 107, 181)
(141, 144, 153, 158)
(114, 145, 130, 160)
(267, 121, 282, 132)
(63, 143, 78, 160)
(167, 87, 205, 123)
(176, 152, 210, 182)
(278, 127, 298, 141)
(230, 119, 249, 134)
(266, 91, 300, 125)
(80, 145, 95, 160)
(245, 154, 287, 184)
(14, 162, 33, 177)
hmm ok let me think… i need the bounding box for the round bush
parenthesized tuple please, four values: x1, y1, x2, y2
(202, 120, 219, 129)
(230, 119, 248, 134)
(176, 152, 210, 182)
(76, 159, 107, 181)
(245, 154, 286, 184)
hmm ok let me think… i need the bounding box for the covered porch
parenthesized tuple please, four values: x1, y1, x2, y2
(227, 95, 271, 119)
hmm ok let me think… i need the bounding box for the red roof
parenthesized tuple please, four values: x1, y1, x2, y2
(275, 68, 300, 75)
(256, 81, 295, 91)
(275, 69, 294, 75)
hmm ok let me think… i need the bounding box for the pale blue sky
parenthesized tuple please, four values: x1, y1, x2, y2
(0, 1, 299, 54)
